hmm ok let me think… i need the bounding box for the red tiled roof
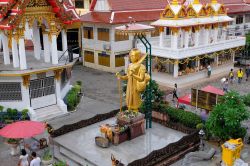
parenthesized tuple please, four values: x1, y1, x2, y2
(0, 0, 79, 30)
(107, 0, 168, 11)
(81, 10, 162, 24)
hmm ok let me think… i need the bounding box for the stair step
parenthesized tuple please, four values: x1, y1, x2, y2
(34, 105, 67, 122)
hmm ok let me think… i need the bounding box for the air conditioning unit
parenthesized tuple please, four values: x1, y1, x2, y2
(103, 44, 111, 51)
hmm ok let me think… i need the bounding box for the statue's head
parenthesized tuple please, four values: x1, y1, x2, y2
(129, 49, 141, 63)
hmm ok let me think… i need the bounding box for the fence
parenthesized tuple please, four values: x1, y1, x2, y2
(128, 130, 200, 166)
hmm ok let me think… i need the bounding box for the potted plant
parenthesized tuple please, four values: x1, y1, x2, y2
(41, 149, 53, 165)
(53, 160, 68, 166)
(6, 138, 20, 155)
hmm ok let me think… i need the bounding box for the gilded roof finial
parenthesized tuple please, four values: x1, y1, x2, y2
(172, 0, 178, 5)
(211, 0, 218, 4)
(193, 0, 200, 4)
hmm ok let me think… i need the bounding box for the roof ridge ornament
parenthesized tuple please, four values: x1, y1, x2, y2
(193, 0, 200, 4)
(172, 0, 179, 6)
(211, 0, 218, 4)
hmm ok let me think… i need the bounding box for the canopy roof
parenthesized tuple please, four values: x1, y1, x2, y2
(0, 0, 79, 30)
(178, 85, 224, 105)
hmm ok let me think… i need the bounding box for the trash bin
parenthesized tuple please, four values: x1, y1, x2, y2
(221, 138, 243, 166)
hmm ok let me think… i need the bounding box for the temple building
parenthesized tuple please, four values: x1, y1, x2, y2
(0, 0, 79, 121)
(137, 0, 245, 87)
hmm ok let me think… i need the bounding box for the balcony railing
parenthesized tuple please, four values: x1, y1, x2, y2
(138, 36, 246, 59)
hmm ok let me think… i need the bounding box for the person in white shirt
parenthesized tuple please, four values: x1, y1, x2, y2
(19, 149, 29, 166)
(30, 152, 41, 166)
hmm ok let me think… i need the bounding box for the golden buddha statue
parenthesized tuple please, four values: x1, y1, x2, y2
(116, 48, 150, 112)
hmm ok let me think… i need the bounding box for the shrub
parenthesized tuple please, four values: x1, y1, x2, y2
(6, 108, 18, 120)
(42, 149, 52, 161)
(242, 93, 250, 107)
(66, 84, 82, 111)
(206, 91, 250, 141)
(53, 161, 67, 166)
(0, 105, 4, 112)
(21, 109, 29, 120)
(7, 138, 19, 144)
(76, 80, 82, 86)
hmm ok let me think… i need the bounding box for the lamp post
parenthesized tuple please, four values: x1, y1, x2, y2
(199, 129, 205, 151)
(115, 23, 155, 129)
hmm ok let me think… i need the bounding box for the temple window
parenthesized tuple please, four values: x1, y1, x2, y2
(236, 15, 244, 24)
(166, 27, 170, 35)
(98, 52, 110, 67)
(0, 82, 22, 101)
(115, 53, 127, 67)
(75, 0, 84, 8)
(84, 50, 95, 63)
(98, 28, 110, 41)
(83, 27, 94, 39)
(115, 33, 129, 41)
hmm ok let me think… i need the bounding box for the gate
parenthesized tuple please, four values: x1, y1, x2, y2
(29, 77, 56, 109)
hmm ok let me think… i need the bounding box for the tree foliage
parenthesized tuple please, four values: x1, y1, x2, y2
(206, 91, 250, 141)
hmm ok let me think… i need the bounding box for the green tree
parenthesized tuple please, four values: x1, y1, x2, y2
(206, 91, 250, 141)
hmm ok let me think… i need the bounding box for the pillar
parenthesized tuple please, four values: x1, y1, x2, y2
(0, 37, 2, 50)
(222, 23, 228, 40)
(42, 29, 50, 63)
(11, 35, 19, 68)
(213, 24, 219, 43)
(196, 57, 200, 72)
(33, 25, 41, 60)
(232, 50, 235, 63)
(204, 25, 210, 45)
(173, 60, 179, 78)
(50, 22, 59, 65)
(19, 27, 27, 70)
(171, 28, 179, 49)
(61, 29, 68, 56)
(194, 26, 200, 47)
(184, 28, 190, 48)
(22, 75, 31, 108)
(54, 70, 62, 103)
(159, 27, 164, 47)
(124, 56, 129, 74)
(1, 33, 10, 64)
(110, 27, 115, 69)
(180, 29, 185, 48)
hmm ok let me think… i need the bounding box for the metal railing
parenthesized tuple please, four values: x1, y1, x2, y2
(58, 45, 80, 64)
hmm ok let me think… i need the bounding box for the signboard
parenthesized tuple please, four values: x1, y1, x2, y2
(191, 88, 221, 111)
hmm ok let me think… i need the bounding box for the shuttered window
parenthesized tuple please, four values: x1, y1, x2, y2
(98, 28, 110, 41)
(98, 52, 110, 67)
(84, 51, 94, 63)
(83, 27, 94, 39)
(115, 33, 129, 41)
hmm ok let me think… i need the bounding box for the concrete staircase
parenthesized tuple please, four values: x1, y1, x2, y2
(33, 105, 68, 122)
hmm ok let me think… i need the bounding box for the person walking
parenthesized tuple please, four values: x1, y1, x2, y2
(172, 83, 178, 101)
(246, 65, 250, 81)
(229, 69, 234, 83)
(223, 78, 229, 92)
(207, 64, 211, 78)
(30, 152, 41, 166)
(237, 68, 244, 84)
(18, 149, 29, 166)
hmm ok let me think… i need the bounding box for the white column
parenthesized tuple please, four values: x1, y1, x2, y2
(232, 50, 235, 63)
(1, 33, 10, 64)
(61, 29, 68, 56)
(216, 54, 219, 66)
(159, 27, 164, 47)
(19, 37, 27, 70)
(184, 29, 190, 48)
(124, 56, 129, 74)
(42, 31, 50, 63)
(213, 27, 218, 43)
(0, 37, 2, 50)
(222, 26, 227, 40)
(11, 36, 19, 68)
(110, 27, 115, 69)
(55, 78, 61, 102)
(33, 26, 41, 60)
(21, 80, 31, 108)
(196, 57, 200, 72)
(204, 27, 210, 45)
(171, 28, 179, 49)
(194, 27, 200, 47)
(51, 34, 58, 64)
(180, 29, 185, 48)
(173, 60, 179, 78)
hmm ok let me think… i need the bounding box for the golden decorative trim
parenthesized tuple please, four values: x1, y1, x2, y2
(194, 26, 200, 31)
(170, 27, 179, 34)
(174, 60, 179, 65)
(183, 27, 191, 32)
(54, 69, 63, 81)
(205, 24, 211, 29)
(22, 75, 30, 88)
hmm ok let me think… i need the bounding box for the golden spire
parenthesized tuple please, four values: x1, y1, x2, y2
(211, 0, 218, 4)
(172, 0, 178, 5)
(193, 0, 200, 4)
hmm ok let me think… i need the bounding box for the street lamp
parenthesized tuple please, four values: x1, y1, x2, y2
(199, 129, 205, 151)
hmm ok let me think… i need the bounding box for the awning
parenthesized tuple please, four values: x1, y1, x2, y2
(178, 85, 224, 105)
